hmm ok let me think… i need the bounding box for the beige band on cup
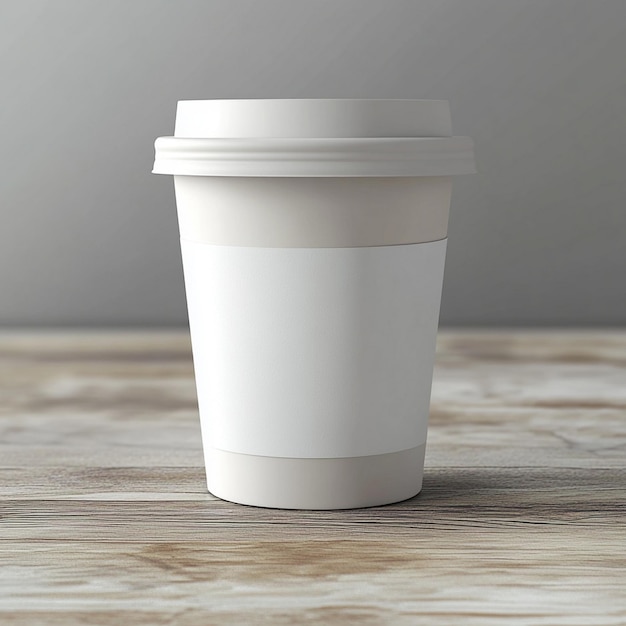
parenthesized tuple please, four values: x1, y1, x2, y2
(174, 176, 451, 248)
(205, 444, 426, 510)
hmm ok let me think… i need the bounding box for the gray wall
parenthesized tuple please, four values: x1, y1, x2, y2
(1, 0, 625, 327)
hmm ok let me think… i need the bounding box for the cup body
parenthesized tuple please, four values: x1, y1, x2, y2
(153, 99, 475, 509)
(175, 175, 450, 508)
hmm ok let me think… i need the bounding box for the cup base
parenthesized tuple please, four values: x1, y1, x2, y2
(204, 444, 426, 510)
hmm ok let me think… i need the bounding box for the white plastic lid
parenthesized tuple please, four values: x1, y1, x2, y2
(153, 99, 475, 177)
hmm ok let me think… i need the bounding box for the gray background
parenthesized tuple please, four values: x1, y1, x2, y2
(1, 0, 625, 327)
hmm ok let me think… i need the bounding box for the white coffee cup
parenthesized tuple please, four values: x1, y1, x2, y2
(153, 99, 474, 509)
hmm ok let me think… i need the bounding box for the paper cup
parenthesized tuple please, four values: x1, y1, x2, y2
(153, 99, 475, 509)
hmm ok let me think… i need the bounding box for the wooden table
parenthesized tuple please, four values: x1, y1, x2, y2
(1, 331, 624, 625)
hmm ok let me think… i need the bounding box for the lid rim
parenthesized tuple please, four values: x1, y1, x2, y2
(153, 136, 475, 177)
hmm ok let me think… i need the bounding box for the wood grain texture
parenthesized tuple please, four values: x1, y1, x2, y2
(1, 330, 625, 625)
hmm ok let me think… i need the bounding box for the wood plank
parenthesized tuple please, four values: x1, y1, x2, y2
(1, 530, 624, 626)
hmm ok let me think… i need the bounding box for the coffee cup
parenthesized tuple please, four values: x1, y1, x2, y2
(153, 99, 475, 509)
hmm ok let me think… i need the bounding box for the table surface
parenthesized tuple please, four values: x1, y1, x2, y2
(1, 330, 624, 625)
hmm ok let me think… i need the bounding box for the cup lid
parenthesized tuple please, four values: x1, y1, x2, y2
(153, 99, 475, 177)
